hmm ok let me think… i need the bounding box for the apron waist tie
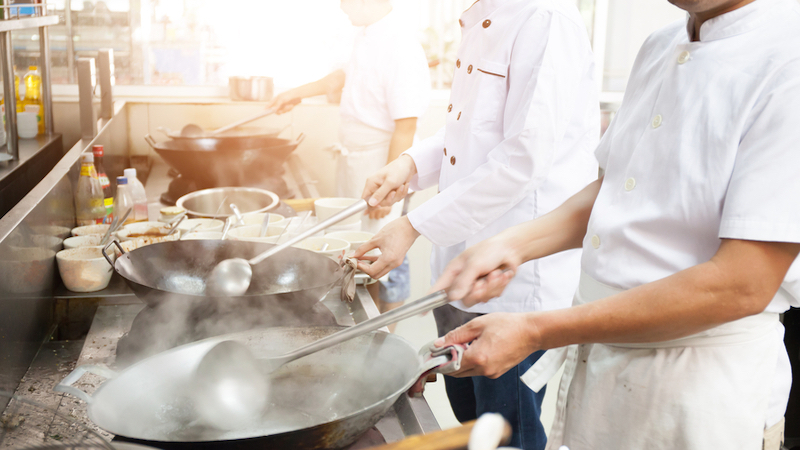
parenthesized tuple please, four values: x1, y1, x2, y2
(521, 271, 781, 392)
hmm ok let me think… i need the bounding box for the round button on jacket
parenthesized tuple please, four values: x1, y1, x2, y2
(448, 104, 453, 112)
(450, 156, 456, 165)
(443, 148, 447, 156)
(483, 20, 492, 28)
(677, 51, 690, 64)
(591, 235, 601, 249)
(652, 115, 663, 128)
(456, 59, 461, 68)
(467, 65, 473, 74)
(624, 177, 636, 191)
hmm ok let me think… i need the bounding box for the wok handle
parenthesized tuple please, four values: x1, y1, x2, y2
(102, 240, 125, 267)
(53, 364, 118, 404)
(249, 199, 368, 265)
(144, 133, 157, 148)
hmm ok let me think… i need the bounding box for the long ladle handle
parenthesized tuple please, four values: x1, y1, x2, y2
(211, 108, 276, 135)
(248, 199, 368, 265)
(279, 290, 449, 364)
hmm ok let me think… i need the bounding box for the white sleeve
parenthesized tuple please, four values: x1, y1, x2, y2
(385, 39, 432, 121)
(407, 10, 592, 247)
(404, 126, 446, 190)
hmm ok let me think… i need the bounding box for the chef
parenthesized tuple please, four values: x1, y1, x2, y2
(428, 0, 800, 448)
(268, 0, 430, 316)
(353, 1, 600, 448)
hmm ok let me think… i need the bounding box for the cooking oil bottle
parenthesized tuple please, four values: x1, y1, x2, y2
(21, 66, 43, 134)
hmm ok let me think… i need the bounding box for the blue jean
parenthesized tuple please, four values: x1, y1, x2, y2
(434, 305, 547, 450)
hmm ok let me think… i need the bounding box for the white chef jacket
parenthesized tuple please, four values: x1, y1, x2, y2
(552, 0, 800, 446)
(405, 0, 599, 314)
(340, 10, 431, 133)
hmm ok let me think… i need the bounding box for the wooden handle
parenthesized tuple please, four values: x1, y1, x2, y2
(284, 198, 318, 212)
(369, 419, 512, 450)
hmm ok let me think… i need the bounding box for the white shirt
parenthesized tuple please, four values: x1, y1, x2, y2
(584, 0, 800, 314)
(340, 10, 431, 133)
(405, 0, 600, 314)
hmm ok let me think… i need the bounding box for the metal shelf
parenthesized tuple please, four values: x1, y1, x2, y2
(0, 15, 58, 32)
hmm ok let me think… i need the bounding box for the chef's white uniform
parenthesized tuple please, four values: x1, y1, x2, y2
(405, 0, 599, 314)
(334, 10, 431, 234)
(522, 1, 800, 448)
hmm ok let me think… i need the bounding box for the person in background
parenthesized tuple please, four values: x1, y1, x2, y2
(353, 1, 600, 448)
(268, 0, 431, 321)
(427, 0, 800, 449)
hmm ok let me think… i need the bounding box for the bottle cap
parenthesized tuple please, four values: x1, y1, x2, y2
(124, 168, 137, 180)
(28, 66, 36, 71)
(81, 153, 94, 163)
(92, 145, 104, 157)
(117, 176, 128, 185)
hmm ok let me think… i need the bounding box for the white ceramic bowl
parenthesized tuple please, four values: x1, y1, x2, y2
(56, 247, 115, 293)
(325, 221, 363, 233)
(181, 231, 224, 241)
(63, 235, 104, 249)
(71, 224, 111, 237)
(228, 224, 287, 242)
(314, 198, 363, 226)
(32, 225, 72, 239)
(117, 222, 175, 242)
(325, 231, 375, 251)
(178, 218, 225, 234)
(239, 213, 286, 227)
(292, 236, 350, 258)
(17, 112, 38, 139)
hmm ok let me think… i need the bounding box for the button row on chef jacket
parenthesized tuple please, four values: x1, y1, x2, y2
(677, 50, 690, 65)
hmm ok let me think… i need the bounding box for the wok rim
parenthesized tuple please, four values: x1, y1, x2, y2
(84, 326, 422, 444)
(176, 187, 280, 219)
(112, 240, 343, 300)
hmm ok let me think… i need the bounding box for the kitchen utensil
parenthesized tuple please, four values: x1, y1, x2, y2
(57, 247, 115, 292)
(220, 217, 233, 240)
(56, 326, 462, 449)
(230, 203, 245, 227)
(100, 208, 132, 245)
(179, 224, 202, 240)
(166, 215, 186, 237)
(211, 109, 277, 135)
(176, 187, 280, 220)
(315, 197, 365, 226)
(144, 134, 304, 188)
(156, 125, 289, 141)
(229, 75, 274, 101)
(206, 199, 367, 297)
(101, 240, 342, 309)
(180, 123, 204, 138)
(259, 213, 271, 237)
(192, 291, 448, 428)
(369, 415, 512, 450)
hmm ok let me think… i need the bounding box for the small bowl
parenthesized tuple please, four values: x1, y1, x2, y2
(178, 218, 225, 234)
(181, 231, 224, 241)
(292, 236, 350, 258)
(314, 198, 363, 226)
(72, 224, 110, 237)
(239, 213, 286, 227)
(63, 235, 105, 249)
(326, 231, 375, 251)
(117, 222, 175, 242)
(32, 225, 72, 240)
(228, 224, 288, 241)
(56, 247, 115, 293)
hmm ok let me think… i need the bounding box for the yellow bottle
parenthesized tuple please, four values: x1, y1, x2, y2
(21, 66, 43, 134)
(0, 66, 21, 107)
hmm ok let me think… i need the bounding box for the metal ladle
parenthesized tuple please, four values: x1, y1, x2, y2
(205, 199, 367, 297)
(193, 289, 449, 429)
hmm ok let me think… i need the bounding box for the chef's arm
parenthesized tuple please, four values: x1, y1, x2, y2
(268, 70, 346, 114)
(438, 238, 799, 378)
(388, 118, 417, 163)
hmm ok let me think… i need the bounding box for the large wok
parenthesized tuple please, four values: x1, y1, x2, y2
(144, 133, 304, 186)
(103, 240, 343, 311)
(55, 327, 461, 449)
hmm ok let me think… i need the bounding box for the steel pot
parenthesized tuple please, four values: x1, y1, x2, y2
(55, 327, 462, 449)
(177, 187, 280, 219)
(229, 76, 274, 102)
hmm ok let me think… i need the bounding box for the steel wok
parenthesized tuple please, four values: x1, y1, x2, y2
(55, 327, 460, 449)
(103, 240, 343, 310)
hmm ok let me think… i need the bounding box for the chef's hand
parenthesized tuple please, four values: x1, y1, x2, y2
(353, 216, 419, 279)
(431, 235, 521, 307)
(267, 91, 302, 114)
(368, 206, 392, 220)
(362, 154, 416, 209)
(434, 312, 541, 379)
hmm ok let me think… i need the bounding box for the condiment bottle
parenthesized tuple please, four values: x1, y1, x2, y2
(21, 66, 43, 134)
(92, 145, 114, 223)
(75, 154, 106, 226)
(123, 168, 148, 222)
(113, 176, 135, 226)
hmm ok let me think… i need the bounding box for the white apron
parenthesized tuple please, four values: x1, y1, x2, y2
(331, 118, 402, 234)
(522, 272, 787, 450)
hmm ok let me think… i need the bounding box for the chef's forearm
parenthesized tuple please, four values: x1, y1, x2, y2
(286, 70, 346, 100)
(532, 239, 800, 349)
(388, 118, 417, 163)
(505, 178, 602, 264)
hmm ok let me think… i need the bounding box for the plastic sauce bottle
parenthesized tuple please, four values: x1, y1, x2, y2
(92, 145, 114, 223)
(21, 66, 43, 134)
(124, 168, 148, 222)
(113, 177, 136, 226)
(75, 154, 106, 226)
